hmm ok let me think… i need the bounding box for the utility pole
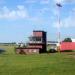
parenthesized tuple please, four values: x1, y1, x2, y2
(56, 3, 62, 53)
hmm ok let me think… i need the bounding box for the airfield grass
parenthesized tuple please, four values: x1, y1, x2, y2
(0, 45, 75, 75)
(0, 45, 15, 54)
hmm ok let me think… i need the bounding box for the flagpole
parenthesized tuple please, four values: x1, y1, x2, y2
(56, 3, 62, 53)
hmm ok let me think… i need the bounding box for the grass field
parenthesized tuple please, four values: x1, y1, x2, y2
(0, 45, 15, 54)
(0, 45, 75, 75)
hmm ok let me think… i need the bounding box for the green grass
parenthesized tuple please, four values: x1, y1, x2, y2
(0, 46, 75, 75)
(0, 45, 16, 54)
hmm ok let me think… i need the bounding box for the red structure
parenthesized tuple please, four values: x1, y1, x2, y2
(60, 42, 75, 51)
(16, 30, 47, 54)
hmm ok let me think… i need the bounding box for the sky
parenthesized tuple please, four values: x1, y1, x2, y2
(0, 0, 75, 43)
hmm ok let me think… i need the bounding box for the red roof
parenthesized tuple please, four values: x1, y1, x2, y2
(60, 42, 75, 51)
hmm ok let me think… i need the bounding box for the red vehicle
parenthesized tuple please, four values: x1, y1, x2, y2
(60, 42, 75, 51)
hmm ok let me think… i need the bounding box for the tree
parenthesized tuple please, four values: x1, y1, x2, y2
(63, 38, 72, 42)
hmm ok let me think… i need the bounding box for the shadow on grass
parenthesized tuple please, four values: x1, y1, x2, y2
(0, 48, 5, 54)
(61, 50, 73, 52)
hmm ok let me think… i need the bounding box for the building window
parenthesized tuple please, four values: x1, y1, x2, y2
(35, 37, 41, 41)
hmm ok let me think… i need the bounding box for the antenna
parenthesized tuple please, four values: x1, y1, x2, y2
(56, 3, 62, 53)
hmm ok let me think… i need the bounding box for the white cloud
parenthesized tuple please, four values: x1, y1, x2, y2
(53, 9, 75, 28)
(0, 5, 29, 19)
(17, 5, 25, 10)
(17, 5, 28, 18)
(63, 16, 75, 28)
(62, 7, 75, 28)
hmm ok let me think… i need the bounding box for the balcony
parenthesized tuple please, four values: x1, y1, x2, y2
(29, 41, 42, 43)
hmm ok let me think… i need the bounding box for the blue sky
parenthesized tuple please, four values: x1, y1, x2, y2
(0, 0, 75, 43)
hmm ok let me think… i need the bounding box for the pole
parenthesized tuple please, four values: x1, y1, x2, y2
(56, 3, 62, 53)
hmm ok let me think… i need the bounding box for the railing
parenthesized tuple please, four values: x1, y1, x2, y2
(28, 41, 42, 43)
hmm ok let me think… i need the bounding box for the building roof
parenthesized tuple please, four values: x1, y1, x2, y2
(72, 39, 75, 42)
